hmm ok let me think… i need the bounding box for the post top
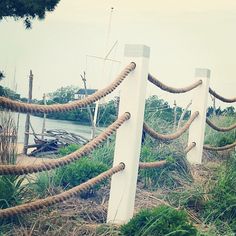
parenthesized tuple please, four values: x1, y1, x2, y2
(124, 44, 150, 58)
(195, 68, 211, 78)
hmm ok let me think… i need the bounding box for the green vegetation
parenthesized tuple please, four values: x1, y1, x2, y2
(203, 154, 236, 234)
(55, 158, 108, 198)
(0, 0, 60, 28)
(0, 85, 21, 100)
(139, 144, 192, 189)
(0, 175, 26, 210)
(0, 89, 235, 235)
(58, 143, 81, 156)
(120, 205, 197, 236)
(30, 171, 58, 198)
(205, 115, 236, 147)
(168, 152, 236, 235)
(0, 71, 4, 80)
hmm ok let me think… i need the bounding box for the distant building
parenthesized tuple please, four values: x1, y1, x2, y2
(74, 89, 97, 100)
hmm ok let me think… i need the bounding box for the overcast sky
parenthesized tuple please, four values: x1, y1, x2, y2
(0, 0, 236, 108)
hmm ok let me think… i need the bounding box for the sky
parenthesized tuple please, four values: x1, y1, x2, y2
(0, 0, 236, 109)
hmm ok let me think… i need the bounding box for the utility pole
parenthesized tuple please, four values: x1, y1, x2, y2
(23, 70, 33, 155)
(80, 72, 96, 139)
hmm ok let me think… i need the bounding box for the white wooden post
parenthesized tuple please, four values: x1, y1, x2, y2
(187, 68, 210, 164)
(107, 44, 150, 224)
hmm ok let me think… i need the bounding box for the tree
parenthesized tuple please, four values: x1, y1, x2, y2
(0, 71, 5, 81)
(0, 0, 60, 28)
(48, 86, 80, 104)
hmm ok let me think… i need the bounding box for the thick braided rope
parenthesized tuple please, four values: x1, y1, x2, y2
(184, 142, 196, 154)
(203, 141, 236, 151)
(148, 74, 202, 93)
(0, 163, 125, 219)
(0, 63, 135, 114)
(0, 113, 130, 175)
(143, 111, 199, 141)
(209, 88, 236, 103)
(139, 160, 167, 169)
(206, 118, 236, 132)
(139, 142, 196, 169)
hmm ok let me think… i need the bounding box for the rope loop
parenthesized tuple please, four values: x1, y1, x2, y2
(148, 74, 202, 93)
(0, 63, 135, 114)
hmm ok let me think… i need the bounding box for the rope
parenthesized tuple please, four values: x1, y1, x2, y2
(143, 111, 199, 141)
(209, 88, 236, 103)
(139, 160, 167, 169)
(203, 141, 236, 151)
(0, 113, 130, 175)
(184, 142, 196, 154)
(206, 118, 236, 132)
(0, 63, 135, 114)
(0, 163, 125, 219)
(148, 74, 202, 93)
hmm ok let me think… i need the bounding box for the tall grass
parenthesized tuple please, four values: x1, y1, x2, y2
(204, 115, 236, 147)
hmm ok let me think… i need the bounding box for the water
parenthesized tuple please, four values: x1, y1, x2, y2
(13, 113, 96, 144)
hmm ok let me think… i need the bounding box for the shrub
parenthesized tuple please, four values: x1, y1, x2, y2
(58, 144, 81, 156)
(55, 158, 108, 198)
(120, 205, 197, 236)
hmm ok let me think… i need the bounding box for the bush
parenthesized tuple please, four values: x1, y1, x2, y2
(120, 205, 197, 236)
(55, 158, 108, 198)
(58, 144, 81, 156)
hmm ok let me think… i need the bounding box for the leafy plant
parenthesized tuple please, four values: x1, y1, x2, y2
(0, 175, 28, 226)
(120, 205, 197, 236)
(55, 158, 108, 198)
(0, 175, 26, 209)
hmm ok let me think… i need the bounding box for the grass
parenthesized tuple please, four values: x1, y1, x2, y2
(1, 112, 235, 235)
(204, 115, 236, 147)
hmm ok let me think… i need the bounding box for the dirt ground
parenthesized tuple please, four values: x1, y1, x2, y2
(16, 143, 52, 165)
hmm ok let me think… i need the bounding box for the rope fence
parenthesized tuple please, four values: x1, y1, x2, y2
(139, 160, 167, 169)
(209, 88, 236, 103)
(0, 63, 135, 114)
(0, 163, 125, 219)
(206, 118, 236, 132)
(143, 111, 199, 141)
(203, 141, 236, 151)
(0, 44, 235, 225)
(148, 74, 202, 93)
(0, 113, 130, 175)
(184, 142, 196, 154)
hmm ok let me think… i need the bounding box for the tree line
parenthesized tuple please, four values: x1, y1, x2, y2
(0, 85, 235, 127)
